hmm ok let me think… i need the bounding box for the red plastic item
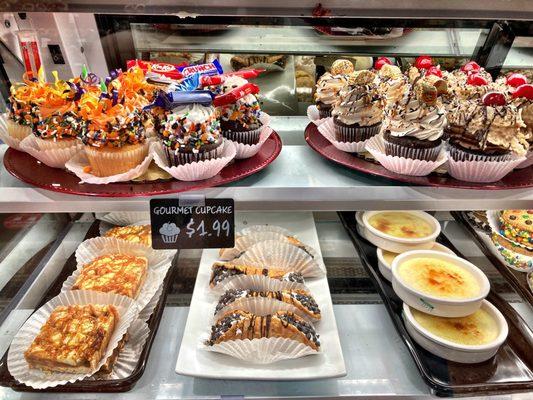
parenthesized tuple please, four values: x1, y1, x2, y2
(512, 84, 533, 100)
(127, 59, 185, 80)
(304, 123, 533, 189)
(461, 61, 481, 74)
(374, 57, 393, 70)
(414, 55, 433, 70)
(507, 73, 528, 88)
(426, 66, 442, 77)
(213, 83, 260, 106)
(3, 133, 282, 197)
(467, 73, 489, 86)
(483, 92, 507, 106)
(201, 69, 265, 86)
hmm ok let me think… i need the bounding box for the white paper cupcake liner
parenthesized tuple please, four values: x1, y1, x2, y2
(65, 144, 154, 184)
(138, 283, 164, 323)
(0, 114, 29, 151)
(211, 274, 309, 296)
(214, 295, 319, 323)
(239, 225, 292, 236)
(487, 210, 533, 252)
(73, 237, 172, 309)
(19, 134, 83, 169)
(307, 105, 328, 126)
(447, 152, 526, 182)
(205, 337, 319, 364)
(151, 140, 236, 181)
(95, 212, 151, 226)
(318, 117, 372, 153)
(365, 134, 448, 176)
(515, 149, 533, 169)
(219, 231, 292, 260)
(7, 290, 138, 389)
(92, 319, 150, 380)
(235, 240, 326, 278)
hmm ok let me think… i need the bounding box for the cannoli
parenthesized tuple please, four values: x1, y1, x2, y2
(207, 310, 320, 351)
(210, 261, 304, 288)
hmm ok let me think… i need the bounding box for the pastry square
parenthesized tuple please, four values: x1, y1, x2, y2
(24, 304, 118, 374)
(104, 225, 151, 246)
(72, 254, 148, 299)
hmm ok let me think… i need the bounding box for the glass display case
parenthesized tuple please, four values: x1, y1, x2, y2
(0, 2, 531, 399)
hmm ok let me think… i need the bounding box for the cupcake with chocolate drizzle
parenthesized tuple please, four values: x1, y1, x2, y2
(383, 75, 447, 161)
(332, 70, 384, 143)
(314, 59, 353, 118)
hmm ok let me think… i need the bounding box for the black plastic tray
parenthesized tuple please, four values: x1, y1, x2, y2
(339, 211, 533, 397)
(0, 220, 179, 392)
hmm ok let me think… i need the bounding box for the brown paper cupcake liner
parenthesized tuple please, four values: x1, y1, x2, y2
(222, 126, 262, 145)
(318, 107, 332, 119)
(164, 141, 223, 167)
(334, 120, 382, 143)
(384, 139, 442, 161)
(447, 142, 514, 162)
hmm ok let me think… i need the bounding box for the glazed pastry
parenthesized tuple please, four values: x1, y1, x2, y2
(332, 70, 384, 142)
(218, 75, 262, 144)
(314, 72, 346, 118)
(215, 289, 321, 320)
(206, 310, 320, 351)
(104, 224, 151, 246)
(499, 210, 533, 247)
(209, 261, 304, 288)
(383, 75, 447, 161)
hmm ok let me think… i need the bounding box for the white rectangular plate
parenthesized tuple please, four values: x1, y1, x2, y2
(175, 212, 346, 380)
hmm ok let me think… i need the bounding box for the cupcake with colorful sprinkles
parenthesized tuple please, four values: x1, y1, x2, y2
(218, 76, 262, 145)
(159, 92, 223, 166)
(6, 76, 44, 141)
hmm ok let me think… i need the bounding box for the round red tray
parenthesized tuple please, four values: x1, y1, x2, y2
(4, 132, 282, 197)
(305, 123, 533, 190)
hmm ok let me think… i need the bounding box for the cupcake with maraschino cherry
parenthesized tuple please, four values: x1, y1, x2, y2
(332, 69, 385, 143)
(314, 59, 354, 118)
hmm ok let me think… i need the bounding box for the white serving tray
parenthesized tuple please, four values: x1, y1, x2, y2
(175, 212, 346, 380)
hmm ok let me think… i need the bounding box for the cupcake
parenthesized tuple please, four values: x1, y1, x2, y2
(377, 64, 408, 110)
(383, 75, 447, 161)
(446, 92, 528, 162)
(6, 80, 42, 141)
(33, 101, 84, 151)
(218, 76, 262, 145)
(314, 59, 353, 118)
(446, 61, 495, 106)
(332, 70, 384, 143)
(159, 102, 222, 166)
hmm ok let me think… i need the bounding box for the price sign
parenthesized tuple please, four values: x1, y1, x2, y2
(150, 198, 235, 249)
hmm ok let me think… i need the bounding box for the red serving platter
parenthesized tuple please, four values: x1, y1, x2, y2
(3, 132, 282, 197)
(305, 122, 533, 189)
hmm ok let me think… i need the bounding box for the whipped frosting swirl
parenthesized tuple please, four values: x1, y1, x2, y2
(332, 82, 384, 126)
(315, 73, 346, 107)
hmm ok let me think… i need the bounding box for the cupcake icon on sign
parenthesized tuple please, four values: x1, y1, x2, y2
(159, 222, 180, 244)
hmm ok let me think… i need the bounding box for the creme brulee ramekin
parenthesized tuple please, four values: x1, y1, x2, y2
(361, 211, 441, 253)
(402, 300, 508, 364)
(391, 250, 490, 317)
(377, 243, 455, 282)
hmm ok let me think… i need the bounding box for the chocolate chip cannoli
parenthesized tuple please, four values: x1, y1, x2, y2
(209, 261, 304, 288)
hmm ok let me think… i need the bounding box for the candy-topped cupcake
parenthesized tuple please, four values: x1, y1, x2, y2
(332, 70, 384, 143)
(314, 59, 353, 118)
(159, 94, 222, 166)
(383, 75, 447, 161)
(218, 75, 262, 145)
(6, 78, 44, 141)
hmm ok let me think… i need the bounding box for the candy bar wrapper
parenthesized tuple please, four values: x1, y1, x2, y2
(365, 135, 448, 176)
(235, 240, 326, 278)
(92, 319, 150, 380)
(486, 210, 532, 253)
(73, 236, 173, 309)
(7, 290, 138, 389)
(515, 149, 533, 169)
(203, 337, 319, 364)
(138, 283, 164, 323)
(95, 212, 150, 226)
(307, 105, 327, 126)
(65, 142, 153, 184)
(19, 134, 83, 169)
(151, 140, 236, 181)
(213, 295, 318, 323)
(178, 59, 223, 77)
(446, 151, 526, 183)
(231, 113, 273, 159)
(127, 59, 185, 80)
(0, 114, 30, 150)
(318, 118, 371, 153)
(240, 225, 291, 236)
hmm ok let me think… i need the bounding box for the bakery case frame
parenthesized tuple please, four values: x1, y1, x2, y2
(0, 1, 531, 399)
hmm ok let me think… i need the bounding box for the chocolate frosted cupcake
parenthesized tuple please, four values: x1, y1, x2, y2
(445, 93, 528, 161)
(314, 72, 347, 118)
(383, 76, 447, 161)
(332, 70, 384, 143)
(160, 103, 222, 166)
(218, 76, 262, 145)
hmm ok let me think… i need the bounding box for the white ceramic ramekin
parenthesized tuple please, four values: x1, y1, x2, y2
(402, 301, 508, 364)
(377, 243, 455, 282)
(392, 250, 490, 317)
(361, 211, 441, 253)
